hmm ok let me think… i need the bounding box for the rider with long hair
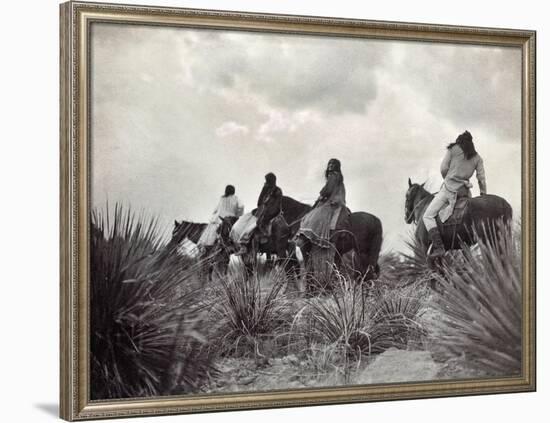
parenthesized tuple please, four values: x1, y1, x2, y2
(296, 158, 347, 249)
(424, 130, 487, 258)
(197, 184, 244, 248)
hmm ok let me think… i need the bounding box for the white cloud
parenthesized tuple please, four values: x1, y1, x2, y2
(216, 121, 250, 138)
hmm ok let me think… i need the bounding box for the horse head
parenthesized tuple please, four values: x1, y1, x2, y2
(405, 178, 427, 224)
(171, 220, 206, 246)
(171, 220, 185, 245)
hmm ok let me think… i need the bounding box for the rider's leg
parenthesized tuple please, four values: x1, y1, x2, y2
(423, 188, 451, 257)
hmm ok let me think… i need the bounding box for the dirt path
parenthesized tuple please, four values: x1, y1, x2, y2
(203, 346, 482, 394)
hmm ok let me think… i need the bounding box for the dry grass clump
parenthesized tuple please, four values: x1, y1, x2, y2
(301, 269, 427, 363)
(90, 205, 215, 400)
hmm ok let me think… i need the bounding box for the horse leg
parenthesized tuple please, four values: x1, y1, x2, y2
(244, 238, 258, 275)
(298, 243, 316, 296)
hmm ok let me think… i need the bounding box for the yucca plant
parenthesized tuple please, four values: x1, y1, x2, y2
(210, 264, 292, 356)
(90, 205, 215, 400)
(305, 269, 426, 361)
(379, 234, 438, 286)
(433, 222, 521, 377)
(367, 283, 427, 354)
(305, 271, 371, 361)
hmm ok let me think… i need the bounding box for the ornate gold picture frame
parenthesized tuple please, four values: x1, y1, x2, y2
(60, 1, 536, 420)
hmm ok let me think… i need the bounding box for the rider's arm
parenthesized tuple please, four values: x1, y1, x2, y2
(440, 149, 452, 178)
(236, 196, 245, 217)
(319, 172, 339, 200)
(476, 156, 487, 195)
(212, 198, 220, 216)
(257, 185, 269, 206)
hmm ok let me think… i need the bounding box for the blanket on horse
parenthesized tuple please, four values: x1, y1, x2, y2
(197, 218, 219, 246)
(230, 211, 289, 247)
(297, 202, 349, 248)
(230, 212, 257, 245)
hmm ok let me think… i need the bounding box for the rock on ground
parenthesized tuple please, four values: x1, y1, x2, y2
(357, 348, 440, 384)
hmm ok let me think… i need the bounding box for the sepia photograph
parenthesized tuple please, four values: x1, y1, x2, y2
(88, 20, 523, 400)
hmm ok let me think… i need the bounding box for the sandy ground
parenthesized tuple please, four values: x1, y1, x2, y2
(203, 346, 484, 395)
(201, 294, 486, 394)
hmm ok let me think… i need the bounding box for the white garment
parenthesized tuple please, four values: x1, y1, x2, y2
(198, 195, 244, 247)
(214, 195, 244, 219)
(441, 145, 486, 194)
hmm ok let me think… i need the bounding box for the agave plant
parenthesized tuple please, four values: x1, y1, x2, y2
(90, 205, 215, 400)
(433, 222, 521, 377)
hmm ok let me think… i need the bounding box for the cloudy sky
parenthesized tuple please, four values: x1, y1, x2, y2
(90, 23, 522, 252)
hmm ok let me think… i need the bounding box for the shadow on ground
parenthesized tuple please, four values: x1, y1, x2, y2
(34, 403, 58, 417)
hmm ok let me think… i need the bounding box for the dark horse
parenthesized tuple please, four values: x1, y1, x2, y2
(298, 209, 383, 282)
(168, 220, 229, 281)
(216, 196, 310, 274)
(278, 196, 383, 280)
(167, 220, 206, 252)
(405, 178, 512, 257)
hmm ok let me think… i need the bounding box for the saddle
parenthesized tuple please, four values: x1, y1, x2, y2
(438, 196, 469, 227)
(330, 206, 350, 231)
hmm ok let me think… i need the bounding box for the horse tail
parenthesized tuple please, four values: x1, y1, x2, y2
(352, 213, 383, 280)
(366, 216, 383, 278)
(503, 199, 513, 222)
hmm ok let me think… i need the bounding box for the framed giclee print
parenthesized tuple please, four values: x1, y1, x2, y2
(59, 1, 536, 420)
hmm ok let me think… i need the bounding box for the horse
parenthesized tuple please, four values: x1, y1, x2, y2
(404, 178, 513, 259)
(298, 210, 383, 286)
(213, 215, 239, 275)
(168, 220, 206, 252)
(217, 196, 311, 273)
(255, 196, 312, 271)
(168, 219, 230, 282)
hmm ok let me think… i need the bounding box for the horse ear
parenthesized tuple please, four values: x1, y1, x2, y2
(174, 220, 179, 227)
(421, 181, 426, 188)
(408, 178, 412, 188)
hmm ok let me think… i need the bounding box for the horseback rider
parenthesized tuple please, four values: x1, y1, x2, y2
(235, 172, 283, 255)
(424, 130, 487, 259)
(197, 184, 244, 249)
(296, 158, 349, 249)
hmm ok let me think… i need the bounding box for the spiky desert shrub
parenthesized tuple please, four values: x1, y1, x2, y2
(379, 234, 436, 286)
(367, 283, 427, 354)
(305, 270, 426, 361)
(210, 264, 292, 356)
(433, 222, 521, 376)
(305, 271, 371, 360)
(90, 205, 215, 400)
